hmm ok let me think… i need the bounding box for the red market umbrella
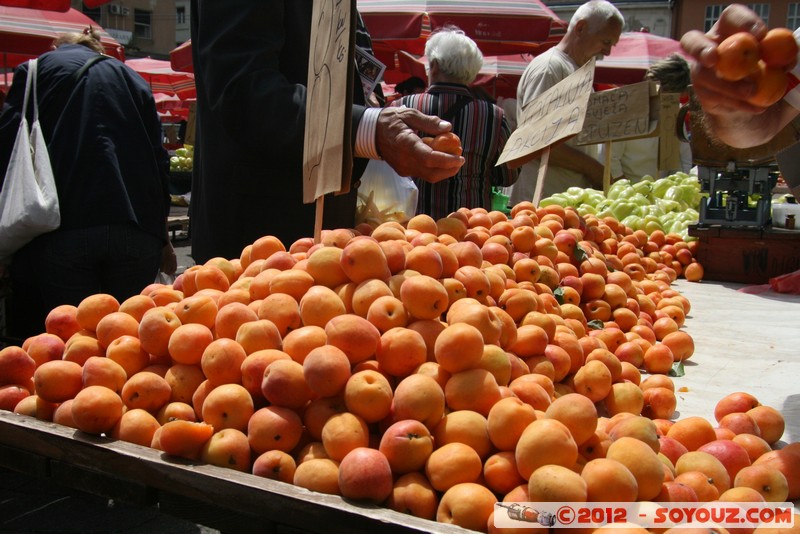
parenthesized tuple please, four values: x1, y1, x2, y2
(595, 31, 689, 85)
(0, 5, 124, 70)
(125, 57, 196, 100)
(153, 92, 183, 110)
(0, 0, 69, 11)
(0, 0, 113, 8)
(169, 38, 192, 73)
(394, 51, 534, 99)
(473, 53, 536, 99)
(357, 0, 566, 67)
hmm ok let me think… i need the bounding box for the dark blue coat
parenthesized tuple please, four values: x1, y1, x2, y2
(0, 44, 170, 243)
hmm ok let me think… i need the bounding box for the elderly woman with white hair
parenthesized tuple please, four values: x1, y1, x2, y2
(391, 27, 518, 220)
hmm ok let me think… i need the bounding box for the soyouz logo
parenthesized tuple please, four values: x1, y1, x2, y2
(493, 502, 796, 529)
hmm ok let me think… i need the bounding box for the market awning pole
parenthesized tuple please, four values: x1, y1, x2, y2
(532, 147, 549, 206)
(603, 140, 612, 194)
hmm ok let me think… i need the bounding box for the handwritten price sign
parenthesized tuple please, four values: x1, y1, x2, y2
(496, 58, 595, 168)
(303, 0, 355, 203)
(576, 81, 658, 145)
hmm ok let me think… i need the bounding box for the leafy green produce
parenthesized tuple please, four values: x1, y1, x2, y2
(539, 173, 703, 241)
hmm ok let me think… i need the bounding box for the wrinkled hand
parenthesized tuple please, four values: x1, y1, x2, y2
(376, 107, 465, 183)
(680, 4, 769, 115)
(161, 241, 178, 276)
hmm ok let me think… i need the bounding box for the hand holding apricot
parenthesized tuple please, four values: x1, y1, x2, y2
(680, 4, 800, 147)
(375, 107, 464, 184)
(712, 26, 798, 106)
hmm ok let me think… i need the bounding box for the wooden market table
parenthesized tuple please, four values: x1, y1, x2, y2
(0, 279, 798, 532)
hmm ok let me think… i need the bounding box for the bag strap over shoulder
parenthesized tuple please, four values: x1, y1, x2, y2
(48, 54, 111, 119)
(22, 59, 39, 123)
(70, 54, 110, 85)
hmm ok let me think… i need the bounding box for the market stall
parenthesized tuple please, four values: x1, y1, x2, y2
(2, 9, 800, 534)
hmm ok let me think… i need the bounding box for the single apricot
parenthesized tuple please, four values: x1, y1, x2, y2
(716, 32, 761, 81)
(70, 385, 124, 435)
(157, 419, 215, 460)
(760, 27, 799, 68)
(112, 408, 161, 446)
(747, 61, 789, 107)
(33, 360, 83, 403)
(423, 132, 462, 156)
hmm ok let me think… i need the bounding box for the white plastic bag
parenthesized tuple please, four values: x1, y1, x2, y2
(155, 271, 177, 285)
(355, 159, 418, 225)
(0, 59, 60, 261)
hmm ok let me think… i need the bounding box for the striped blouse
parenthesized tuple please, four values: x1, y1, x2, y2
(393, 83, 518, 220)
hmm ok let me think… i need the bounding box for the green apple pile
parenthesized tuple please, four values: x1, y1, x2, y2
(170, 144, 194, 173)
(539, 173, 703, 241)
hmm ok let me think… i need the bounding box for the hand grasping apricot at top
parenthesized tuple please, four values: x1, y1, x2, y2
(680, 5, 800, 151)
(714, 27, 799, 107)
(715, 29, 798, 80)
(422, 132, 463, 156)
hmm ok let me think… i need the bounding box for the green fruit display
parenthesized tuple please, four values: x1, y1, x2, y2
(539, 173, 703, 241)
(170, 144, 194, 173)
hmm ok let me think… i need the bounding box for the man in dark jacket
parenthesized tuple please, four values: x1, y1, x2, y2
(189, 0, 465, 263)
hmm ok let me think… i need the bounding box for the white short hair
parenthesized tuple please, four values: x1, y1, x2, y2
(425, 26, 483, 85)
(569, 0, 625, 33)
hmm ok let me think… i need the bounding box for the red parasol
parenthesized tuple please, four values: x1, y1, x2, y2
(0, 5, 124, 70)
(169, 38, 192, 73)
(0, 0, 112, 8)
(0, 0, 69, 11)
(125, 57, 196, 100)
(357, 0, 566, 67)
(595, 31, 690, 85)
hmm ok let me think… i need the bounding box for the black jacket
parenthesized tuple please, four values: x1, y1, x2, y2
(189, 0, 369, 263)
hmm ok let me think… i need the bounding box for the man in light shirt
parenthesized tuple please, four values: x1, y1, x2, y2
(508, 0, 624, 205)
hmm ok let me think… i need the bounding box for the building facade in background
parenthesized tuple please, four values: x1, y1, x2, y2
(543, 1, 800, 39)
(72, 0, 184, 59)
(671, 1, 800, 36)
(544, 0, 674, 37)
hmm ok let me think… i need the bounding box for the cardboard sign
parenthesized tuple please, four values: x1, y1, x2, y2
(657, 92, 681, 171)
(496, 58, 596, 168)
(576, 81, 657, 145)
(303, 0, 355, 204)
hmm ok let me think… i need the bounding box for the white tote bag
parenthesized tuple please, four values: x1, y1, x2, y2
(0, 58, 60, 261)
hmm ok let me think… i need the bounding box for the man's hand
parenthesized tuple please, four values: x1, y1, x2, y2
(376, 107, 464, 183)
(161, 241, 178, 276)
(680, 4, 768, 115)
(679, 4, 800, 147)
